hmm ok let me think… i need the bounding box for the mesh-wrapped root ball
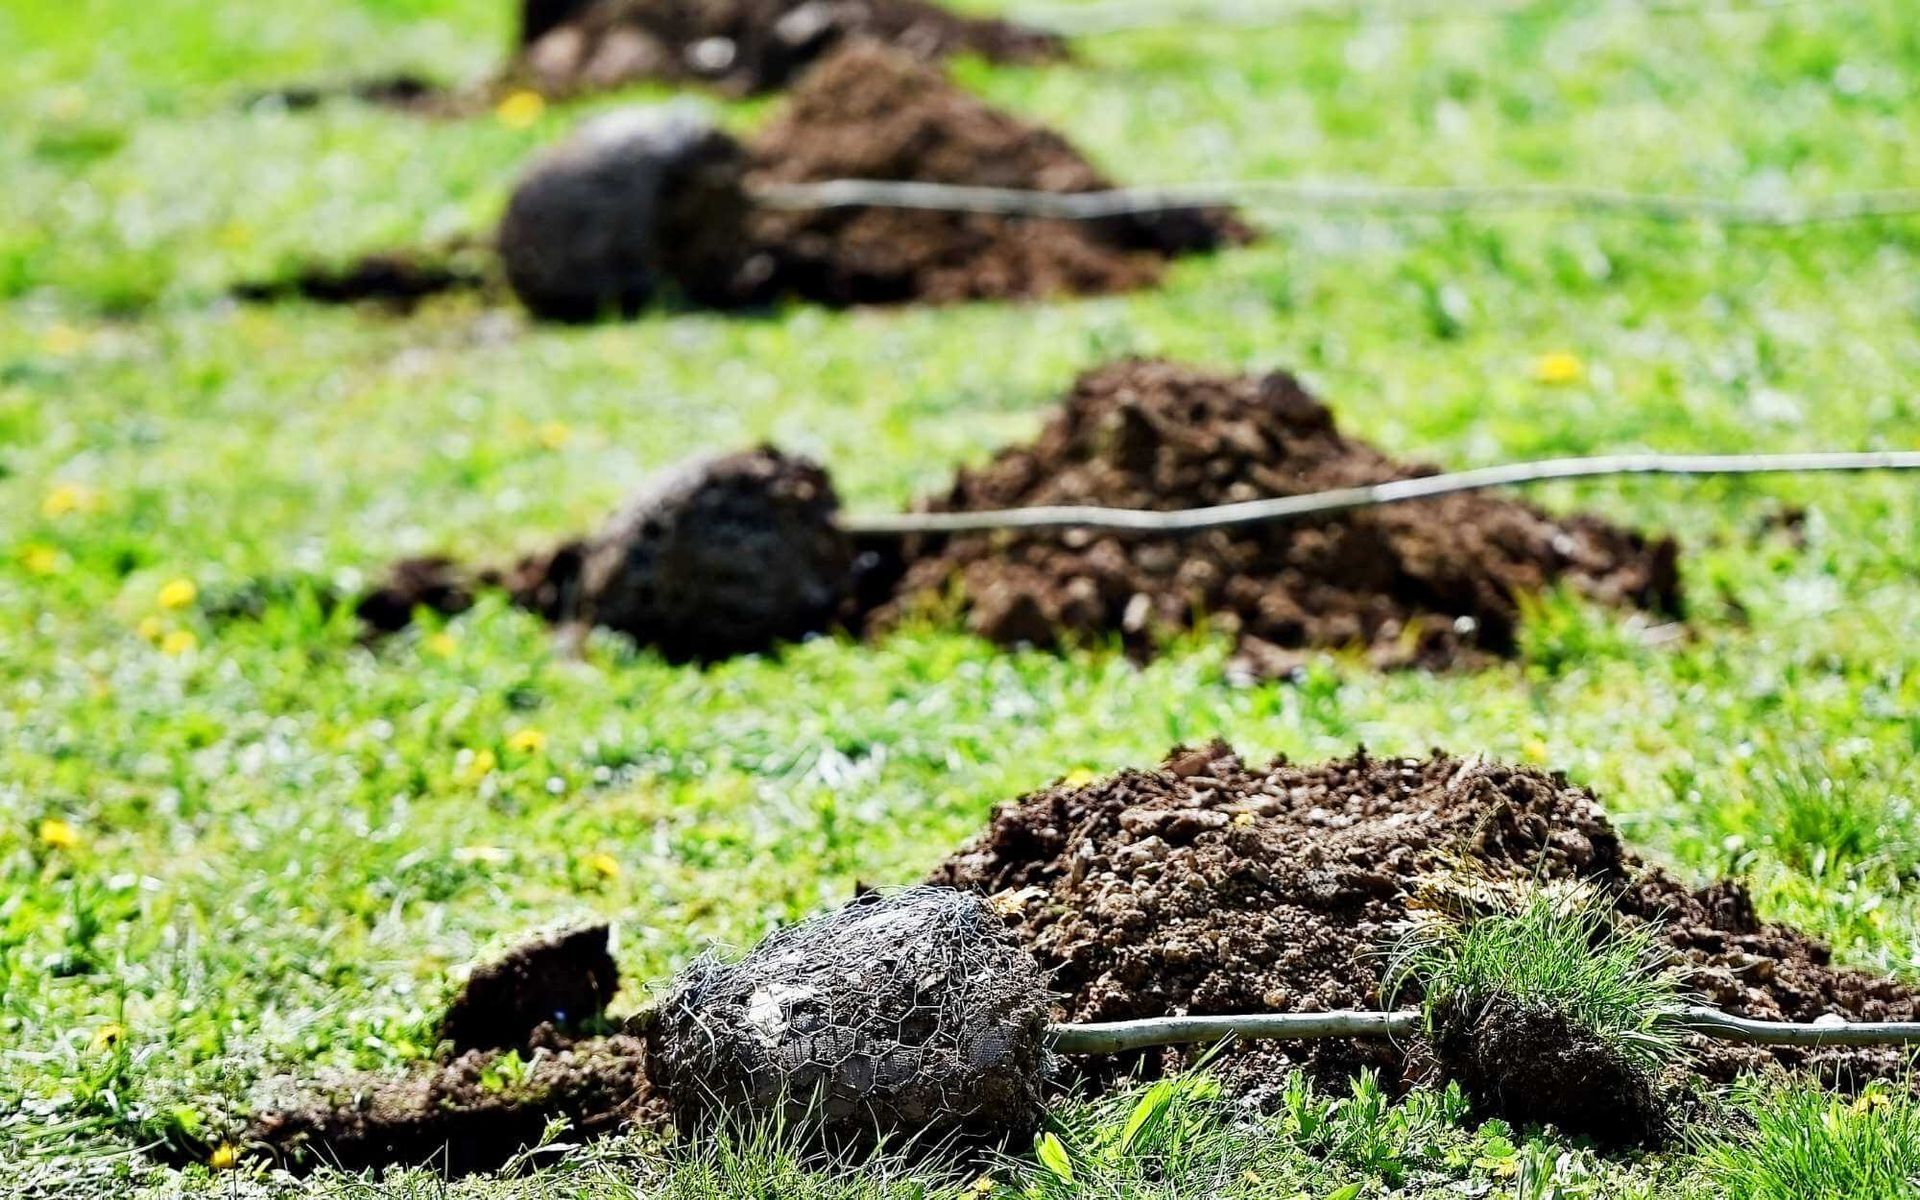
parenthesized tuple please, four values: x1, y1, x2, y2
(646, 888, 1052, 1143)
(497, 105, 752, 321)
(574, 446, 854, 662)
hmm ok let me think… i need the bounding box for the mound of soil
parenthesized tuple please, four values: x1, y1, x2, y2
(873, 360, 1683, 673)
(440, 925, 620, 1053)
(927, 743, 1920, 1118)
(352, 360, 1681, 673)
(514, 0, 1064, 97)
(715, 43, 1251, 306)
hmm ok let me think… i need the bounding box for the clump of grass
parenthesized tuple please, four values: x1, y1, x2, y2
(1393, 879, 1689, 1074)
(1739, 750, 1917, 881)
(1697, 1081, 1920, 1200)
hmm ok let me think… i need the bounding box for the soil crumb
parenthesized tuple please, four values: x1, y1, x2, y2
(514, 0, 1064, 97)
(240, 1032, 665, 1176)
(716, 43, 1252, 306)
(872, 359, 1683, 673)
(233, 246, 497, 312)
(927, 742, 1920, 1106)
(440, 925, 620, 1053)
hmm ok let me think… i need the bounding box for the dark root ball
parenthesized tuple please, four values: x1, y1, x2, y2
(646, 887, 1051, 1145)
(497, 105, 755, 321)
(575, 446, 853, 662)
(1430, 993, 1669, 1147)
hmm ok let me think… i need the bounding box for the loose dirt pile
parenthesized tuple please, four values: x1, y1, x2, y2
(354, 360, 1682, 673)
(873, 359, 1683, 673)
(234, 925, 665, 1176)
(514, 0, 1064, 97)
(928, 742, 1920, 1114)
(716, 42, 1252, 306)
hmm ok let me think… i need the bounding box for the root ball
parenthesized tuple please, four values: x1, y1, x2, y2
(575, 446, 854, 661)
(646, 887, 1051, 1144)
(497, 105, 754, 321)
(1430, 993, 1669, 1146)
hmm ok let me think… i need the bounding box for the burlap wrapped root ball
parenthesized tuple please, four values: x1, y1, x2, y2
(646, 888, 1053, 1144)
(571, 447, 855, 661)
(496, 105, 769, 321)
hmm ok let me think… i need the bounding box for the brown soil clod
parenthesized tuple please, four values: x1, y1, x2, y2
(1429, 993, 1668, 1147)
(876, 359, 1683, 674)
(513, 0, 1065, 98)
(239, 1033, 665, 1176)
(440, 925, 621, 1053)
(928, 743, 1920, 1114)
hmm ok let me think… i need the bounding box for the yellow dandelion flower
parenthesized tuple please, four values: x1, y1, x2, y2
(584, 851, 621, 880)
(217, 222, 255, 249)
(37, 818, 79, 850)
(1061, 767, 1096, 787)
(138, 615, 166, 642)
(507, 728, 548, 755)
(42, 484, 97, 519)
(495, 89, 545, 129)
(22, 543, 63, 575)
(89, 1023, 124, 1052)
(460, 748, 499, 783)
(158, 577, 198, 610)
(209, 1142, 239, 1170)
(426, 632, 458, 658)
(161, 629, 198, 656)
(538, 421, 572, 450)
(42, 324, 86, 356)
(1523, 738, 1551, 762)
(1532, 351, 1584, 386)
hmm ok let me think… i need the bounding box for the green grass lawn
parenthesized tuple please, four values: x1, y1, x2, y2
(4, 0, 1919, 1194)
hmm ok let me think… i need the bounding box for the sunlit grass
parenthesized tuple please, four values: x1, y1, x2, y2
(4, 0, 1920, 1193)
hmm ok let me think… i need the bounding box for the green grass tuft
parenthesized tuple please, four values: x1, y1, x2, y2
(1698, 1081, 1920, 1200)
(1394, 881, 1689, 1073)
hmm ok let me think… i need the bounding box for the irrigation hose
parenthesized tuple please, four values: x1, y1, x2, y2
(751, 178, 1920, 228)
(837, 450, 1920, 537)
(1016, 0, 1816, 35)
(1048, 1005, 1920, 1054)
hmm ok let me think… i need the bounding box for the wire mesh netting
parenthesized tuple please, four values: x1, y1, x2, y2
(646, 887, 1053, 1143)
